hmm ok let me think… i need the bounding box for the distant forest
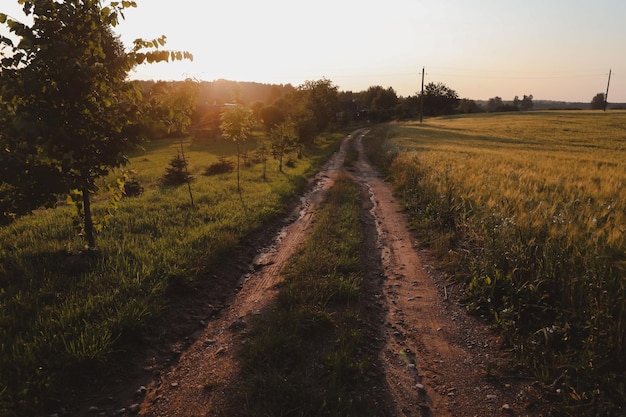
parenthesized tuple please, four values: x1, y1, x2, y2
(476, 99, 626, 111)
(138, 78, 294, 107)
(139, 78, 626, 111)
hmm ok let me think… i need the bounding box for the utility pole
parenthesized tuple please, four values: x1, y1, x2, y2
(420, 67, 425, 123)
(603, 69, 612, 112)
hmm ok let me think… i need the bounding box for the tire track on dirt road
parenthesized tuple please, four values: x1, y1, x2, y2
(353, 132, 459, 416)
(353, 132, 545, 417)
(138, 134, 353, 417)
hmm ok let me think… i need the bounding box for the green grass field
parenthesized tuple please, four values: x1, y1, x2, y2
(0, 131, 343, 416)
(365, 111, 625, 416)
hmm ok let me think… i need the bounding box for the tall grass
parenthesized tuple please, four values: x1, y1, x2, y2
(230, 175, 383, 416)
(364, 112, 626, 416)
(0, 132, 343, 416)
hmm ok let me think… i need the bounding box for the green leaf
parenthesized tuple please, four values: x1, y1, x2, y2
(17, 37, 33, 50)
(0, 35, 14, 47)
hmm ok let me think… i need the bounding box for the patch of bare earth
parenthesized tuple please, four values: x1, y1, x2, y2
(83, 130, 548, 417)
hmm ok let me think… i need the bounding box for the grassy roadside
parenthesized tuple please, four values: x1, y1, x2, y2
(363, 113, 626, 417)
(0, 132, 344, 416)
(229, 174, 385, 417)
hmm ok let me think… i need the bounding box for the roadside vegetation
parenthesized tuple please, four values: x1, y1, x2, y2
(363, 111, 626, 416)
(0, 131, 343, 416)
(229, 174, 383, 416)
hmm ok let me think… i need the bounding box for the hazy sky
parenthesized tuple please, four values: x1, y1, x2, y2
(3, 0, 626, 102)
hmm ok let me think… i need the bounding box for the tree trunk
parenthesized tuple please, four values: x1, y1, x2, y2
(236, 142, 241, 192)
(82, 186, 96, 249)
(262, 159, 267, 180)
(179, 139, 194, 207)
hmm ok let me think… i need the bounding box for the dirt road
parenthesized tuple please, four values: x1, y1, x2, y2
(137, 130, 545, 417)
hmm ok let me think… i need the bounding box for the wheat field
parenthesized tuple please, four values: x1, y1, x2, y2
(378, 111, 625, 415)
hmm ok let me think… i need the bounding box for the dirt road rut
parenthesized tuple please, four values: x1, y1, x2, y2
(138, 130, 544, 417)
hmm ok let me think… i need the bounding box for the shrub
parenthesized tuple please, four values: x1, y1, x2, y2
(161, 153, 191, 186)
(123, 179, 144, 197)
(204, 156, 235, 176)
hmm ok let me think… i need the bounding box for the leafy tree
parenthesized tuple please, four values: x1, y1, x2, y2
(520, 94, 534, 111)
(220, 104, 255, 191)
(487, 96, 525, 113)
(250, 101, 264, 120)
(457, 98, 484, 114)
(272, 96, 292, 114)
(259, 105, 285, 130)
(394, 95, 418, 119)
(288, 99, 316, 144)
(361, 85, 385, 108)
(301, 78, 338, 134)
(337, 90, 359, 124)
(362, 86, 398, 122)
(487, 96, 504, 112)
(255, 137, 271, 180)
(591, 93, 605, 110)
(0, 0, 191, 248)
(420, 82, 459, 116)
(143, 79, 199, 138)
(285, 79, 338, 144)
(270, 121, 298, 172)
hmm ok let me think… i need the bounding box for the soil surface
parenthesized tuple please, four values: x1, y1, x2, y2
(70, 130, 550, 417)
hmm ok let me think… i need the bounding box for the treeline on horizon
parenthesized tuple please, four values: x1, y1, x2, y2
(139, 78, 626, 139)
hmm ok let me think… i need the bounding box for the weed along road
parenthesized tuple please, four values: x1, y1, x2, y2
(137, 130, 546, 417)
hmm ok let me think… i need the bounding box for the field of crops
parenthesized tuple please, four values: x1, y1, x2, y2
(372, 111, 625, 415)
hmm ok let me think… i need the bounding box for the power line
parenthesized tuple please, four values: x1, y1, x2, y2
(284, 67, 615, 83)
(431, 73, 607, 80)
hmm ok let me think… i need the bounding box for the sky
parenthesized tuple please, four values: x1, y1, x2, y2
(2, 0, 626, 102)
